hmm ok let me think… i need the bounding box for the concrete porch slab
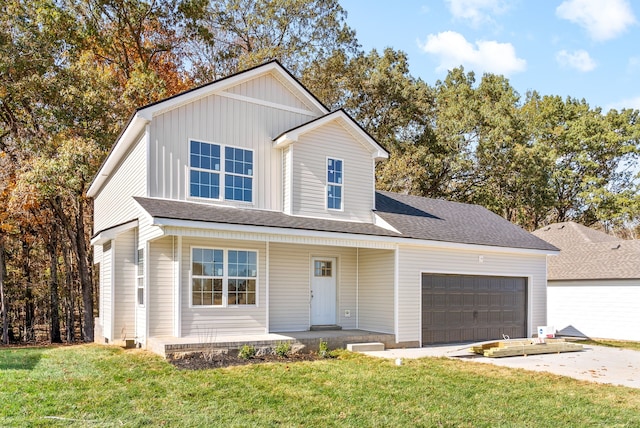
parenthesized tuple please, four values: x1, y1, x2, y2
(148, 329, 397, 357)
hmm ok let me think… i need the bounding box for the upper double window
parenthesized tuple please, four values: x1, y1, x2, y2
(327, 158, 343, 210)
(190, 140, 253, 203)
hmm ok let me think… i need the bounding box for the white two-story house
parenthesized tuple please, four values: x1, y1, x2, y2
(88, 61, 557, 354)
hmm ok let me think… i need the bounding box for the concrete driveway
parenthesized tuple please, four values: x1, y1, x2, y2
(363, 343, 640, 389)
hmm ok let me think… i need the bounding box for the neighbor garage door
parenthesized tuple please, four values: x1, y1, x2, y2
(422, 274, 527, 345)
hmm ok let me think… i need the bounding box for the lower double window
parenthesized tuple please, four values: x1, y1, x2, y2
(191, 248, 257, 307)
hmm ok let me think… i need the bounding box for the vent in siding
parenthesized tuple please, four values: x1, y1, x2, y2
(103, 240, 112, 252)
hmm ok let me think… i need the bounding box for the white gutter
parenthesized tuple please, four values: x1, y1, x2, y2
(149, 216, 559, 256)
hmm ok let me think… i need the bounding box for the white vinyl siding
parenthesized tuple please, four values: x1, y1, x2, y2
(100, 242, 113, 341)
(396, 245, 547, 344)
(269, 243, 358, 332)
(180, 237, 266, 336)
(148, 91, 317, 210)
(113, 229, 136, 342)
(358, 249, 395, 334)
(94, 133, 147, 233)
(223, 73, 317, 112)
(291, 122, 374, 222)
(282, 146, 292, 214)
(148, 237, 175, 337)
(547, 279, 640, 341)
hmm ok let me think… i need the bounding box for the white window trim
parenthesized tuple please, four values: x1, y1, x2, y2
(189, 246, 259, 308)
(187, 138, 255, 204)
(326, 156, 344, 212)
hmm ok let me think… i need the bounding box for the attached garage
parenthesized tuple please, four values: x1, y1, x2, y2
(422, 274, 527, 345)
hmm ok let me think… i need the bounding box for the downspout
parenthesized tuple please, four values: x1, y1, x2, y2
(265, 238, 270, 334)
(356, 247, 359, 329)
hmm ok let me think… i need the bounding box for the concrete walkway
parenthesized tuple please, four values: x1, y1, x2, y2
(363, 343, 640, 389)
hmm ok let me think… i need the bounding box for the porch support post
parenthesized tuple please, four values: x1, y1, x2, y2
(394, 244, 399, 344)
(265, 239, 270, 334)
(173, 235, 182, 337)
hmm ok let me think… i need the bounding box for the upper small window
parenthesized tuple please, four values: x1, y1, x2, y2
(327, 158, 343, 210)
(189, 140, 253, 203)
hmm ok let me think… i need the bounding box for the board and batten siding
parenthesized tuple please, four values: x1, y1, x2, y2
(100, 242, 113, 341)
(148, 90, 317, 210)
(357, 249, 395, 334)
(180, 237, 267, 337)
(291, 122, 375, 223)
(223, 73, 316, 112)
(113, 229, 136, 342)
(269, 243, 358, 332)
(282, 146, 291, 214)
(94, 133, 147, 234)
(396, 245, 547, 344)
(148, 237, 175, 337)
(547, 279, 640, 341)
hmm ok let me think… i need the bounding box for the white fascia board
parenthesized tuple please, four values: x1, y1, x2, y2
(273, 111, 388, 160)
(142, 62, 328, 118)
(90, 220, 139, 246)
(149, 216, 558, 256)
(87, 114, 149, 197)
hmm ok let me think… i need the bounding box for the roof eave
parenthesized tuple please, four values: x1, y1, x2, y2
(87, 113, 149, 197)
(273, 110, 388, 160)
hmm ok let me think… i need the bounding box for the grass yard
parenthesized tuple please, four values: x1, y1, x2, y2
(1, 345, 639, 427)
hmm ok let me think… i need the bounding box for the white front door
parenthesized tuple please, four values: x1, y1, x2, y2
(310, 257, 337, 325)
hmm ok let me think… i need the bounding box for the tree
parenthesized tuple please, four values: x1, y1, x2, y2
(181, 0, 359, 82)
(523, 94, 640, 227)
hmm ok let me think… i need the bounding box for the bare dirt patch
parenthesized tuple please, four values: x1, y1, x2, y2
(168, 349, 328, 370)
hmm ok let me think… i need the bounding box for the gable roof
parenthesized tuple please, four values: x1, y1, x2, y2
(87, 60, 328, 198)
(375, 191, 558, 251)
(533, 222, 640, 280)
(273, 109, 388, 160)
(130, 191, 557, 252)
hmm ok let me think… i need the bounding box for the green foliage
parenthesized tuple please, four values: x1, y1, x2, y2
(238, 344, 256, 360)
(274, 342, 291, 358)
(2, 345, 640, 426)
(318, 339, 329, 357)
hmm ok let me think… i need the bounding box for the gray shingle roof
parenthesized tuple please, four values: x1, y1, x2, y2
(375, 191, 558, 251)
(133, 192, 557, 251)
(532, 222, 640, 280)
(134, 197, 401, 238)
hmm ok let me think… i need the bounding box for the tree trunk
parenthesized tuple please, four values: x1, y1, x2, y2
(0, 237, 9, 344)
(48, 235, 62, 343)
(75, 197, 94, 342)
(63, 246, 75, 342)
(49, 196, 93, 342)
(22, 239, 34, 342)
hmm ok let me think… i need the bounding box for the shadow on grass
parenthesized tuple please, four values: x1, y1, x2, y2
(0, 347, 44, 370)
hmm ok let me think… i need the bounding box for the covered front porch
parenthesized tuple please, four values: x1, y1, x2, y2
(147, 329, 399, 357)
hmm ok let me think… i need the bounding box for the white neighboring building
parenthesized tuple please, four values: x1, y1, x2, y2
(533, 222, 640, 341)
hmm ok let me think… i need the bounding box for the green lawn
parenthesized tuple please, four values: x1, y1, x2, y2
(1, 345, 639, 427)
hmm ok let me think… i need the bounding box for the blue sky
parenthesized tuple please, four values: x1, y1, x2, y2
(340, 0, 640, 112)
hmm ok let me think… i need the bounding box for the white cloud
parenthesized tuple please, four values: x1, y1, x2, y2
(606, 96, 640, 111)
(445, 0, 510, 27)
(555, 49, 597, 72)
(418, 31, 526, 76)
(556, 0, 636, 41)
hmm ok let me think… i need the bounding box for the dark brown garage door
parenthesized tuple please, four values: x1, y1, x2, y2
(422, 274, 527, 345)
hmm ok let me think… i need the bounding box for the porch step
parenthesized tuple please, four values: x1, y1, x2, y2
(347, 342, 385, 352)
(310, 324, 342, 331)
